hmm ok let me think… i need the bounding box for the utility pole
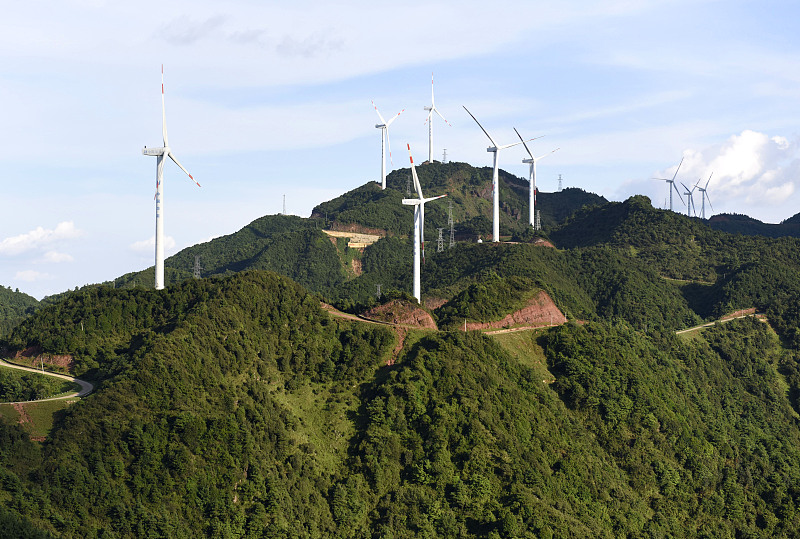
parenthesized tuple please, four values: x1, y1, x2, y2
(193, 255, 202, 279)
(448, 199, 455, 248)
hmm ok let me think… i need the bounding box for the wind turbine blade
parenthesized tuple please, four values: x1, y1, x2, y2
(385, 109, 404, 127)
(407, 144, 423, 199)
(169, 152, 200, 187)
(514, 127, 534, 159)
(536, 148, 560, 161)
(371, 101, 387, 125)
(434, 107, 451, 126)
(463, 106, 497, 147)
(705, 192, 714, 212)
(386, 127, 394, 166)
(430, 72, 435, 106)
(161, 65, 169, 147)
(497, 138, 539, 151)
(672, 182, 685, 205)
(670, 157, 684, 183)
(705, 172, 713, 190)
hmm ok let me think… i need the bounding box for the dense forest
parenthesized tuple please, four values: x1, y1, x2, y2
(0, 287, 39, 338)
(3, 164, 800, 536)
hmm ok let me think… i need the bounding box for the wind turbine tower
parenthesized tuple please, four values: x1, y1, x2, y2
(463, 106, 530, 242)
(402, 145, 447, 302)
(372, 101, 404, 189)
(424, 74, 450, 163)
(680, 182, 698, 217)
(696, 173, 714, 219)
(655, 158, 685, 211)
(514, 128, 558, 230)
(142, 66, 200, 290)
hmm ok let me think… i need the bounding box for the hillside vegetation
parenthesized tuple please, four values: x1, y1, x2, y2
(4, 173, 800, 536)
(2, 270, 800, 536)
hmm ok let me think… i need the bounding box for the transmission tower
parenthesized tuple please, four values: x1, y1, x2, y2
(558, 174, 563, 192)
(406, 173, 412, 197)
(535, 209, 541, 231)
(282, 194, 287, 215)
(448, 199, 455, 248)
(442, 148, 448, 163)
(376, 284, 382, 300)
(193, 255, 202, 279)
(437, 228, 445, 252)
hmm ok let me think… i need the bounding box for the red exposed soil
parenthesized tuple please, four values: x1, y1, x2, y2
(424, 297, 448, 310)
(12, 347, 74, 371)
(533, 238, 555, 248)
(720, 307, 757, 320)
(12, 403, 31, 424)
(351, 258, 363, 276)
(464, 290, 566, 331)
(362, 300, 437, 330)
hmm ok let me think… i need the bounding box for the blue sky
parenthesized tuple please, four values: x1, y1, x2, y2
(2, 0, 800, 298)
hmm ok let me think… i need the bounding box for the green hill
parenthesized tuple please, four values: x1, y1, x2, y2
(708, 212, 800, 238)
(0, 286, 39, 337)
(2, 269, 800, 536)
(311, 162, 606, 238)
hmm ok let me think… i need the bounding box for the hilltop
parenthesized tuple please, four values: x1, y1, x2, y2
(708, 212, 800, 238)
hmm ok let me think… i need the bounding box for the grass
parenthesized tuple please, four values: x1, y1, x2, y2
(0, 398, 79, 440)
(492, 328, 556, 383)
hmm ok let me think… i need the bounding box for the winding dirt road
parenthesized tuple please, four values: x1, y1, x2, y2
(0, 358, 93, 404)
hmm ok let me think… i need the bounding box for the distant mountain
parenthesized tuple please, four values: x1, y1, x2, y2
(707, 212, 800, 238)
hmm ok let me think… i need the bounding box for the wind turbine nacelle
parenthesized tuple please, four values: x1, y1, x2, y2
(402, 199, 422, 206)
(375, 124, 385, 129)
(522, 158, 535, 164)
(486, 147, 498, 152)
(143, 147, 166, 156)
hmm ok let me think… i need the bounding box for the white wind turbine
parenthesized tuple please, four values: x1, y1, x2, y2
(463, 106, 530, 242)
(514, 128, 557, 230)
(372, 101, 404, 190)
(402, 144, 446, 303)
(680, 181, 698, 217)
(696, 173, 714, 219)
(424, 73, 450, 163)
(654, 157, 685, 212)
(142, 66, 200, 290)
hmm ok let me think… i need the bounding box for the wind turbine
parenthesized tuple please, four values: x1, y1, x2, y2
(142, 66, 200, 290)
(463, 106, 529, 242)
(654, 157, 685, 211)
(696, 173, 714, 219)
(514, 128, 558, 230)
(424, 73, 450, 163)
(402, 144, 446, 303)
(372, 101, 404, 190)
(680, 181, 698, 217)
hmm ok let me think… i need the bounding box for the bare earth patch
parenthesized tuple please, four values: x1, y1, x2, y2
(466, 291, 566, 331)
(362, 300, 437, 330)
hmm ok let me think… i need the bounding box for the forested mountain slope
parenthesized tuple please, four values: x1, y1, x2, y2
(0, 286, 39, 338)
(2, 271, 800, 536)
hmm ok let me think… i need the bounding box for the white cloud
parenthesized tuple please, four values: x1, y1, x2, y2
(130, 235, 176, 254)
(15, 270, 52, 282)
(0, 221, 82, 256)
(42, 251, 75, 263)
